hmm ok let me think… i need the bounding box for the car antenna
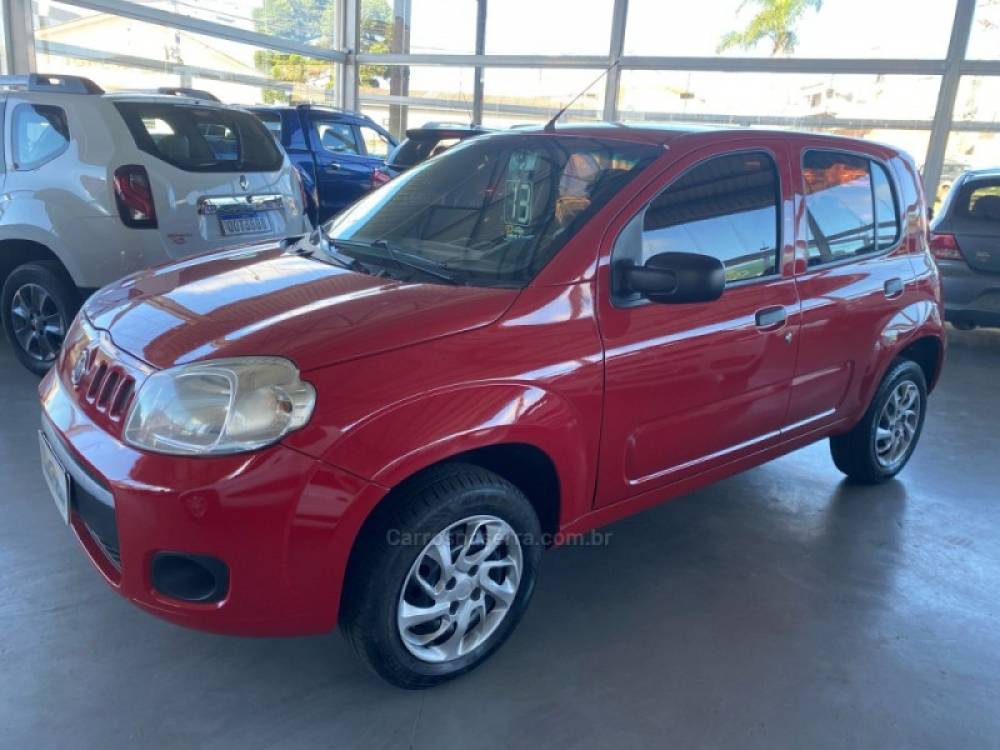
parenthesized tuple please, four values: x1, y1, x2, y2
(543, 60, 617, 133)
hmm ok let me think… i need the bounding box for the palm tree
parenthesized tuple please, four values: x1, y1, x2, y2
(718, 0, 823, 55)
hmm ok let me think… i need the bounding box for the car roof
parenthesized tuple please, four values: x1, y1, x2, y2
(486, 121, 905, 153)
(958, 168, 1000, 182)
(103, 92, 237, 108)
(246, 103, 370, 119)
(404, 125, 492, 139)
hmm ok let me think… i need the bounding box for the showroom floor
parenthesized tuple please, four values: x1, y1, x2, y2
(2, 328, 999, 749)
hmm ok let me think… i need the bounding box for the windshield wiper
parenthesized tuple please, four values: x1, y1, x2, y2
(290, 232, 372, 275)
(334, 238, 462, 285)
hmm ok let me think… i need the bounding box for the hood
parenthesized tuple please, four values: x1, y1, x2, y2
(84, 242, 519, 371)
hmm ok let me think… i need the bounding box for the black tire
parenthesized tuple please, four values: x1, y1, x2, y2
(341, 463, 543, 689)
(830, 359, 928, 484)
(1, 261, 79, 376)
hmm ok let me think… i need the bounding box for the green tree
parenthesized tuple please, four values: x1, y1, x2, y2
(253, 0, 337, 103)
(358, 0, 392, 88)
(252, 0, 393, 102)
(717, 0, 822, 55)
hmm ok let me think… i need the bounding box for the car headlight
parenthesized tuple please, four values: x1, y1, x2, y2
(123, 357, 315, 456)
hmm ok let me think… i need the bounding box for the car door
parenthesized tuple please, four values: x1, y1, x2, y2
(783, 146, 915, 435)
(595, 143, 801, 508)
(308, 114, 372, 221)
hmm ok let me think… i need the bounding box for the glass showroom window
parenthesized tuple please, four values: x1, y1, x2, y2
(481, 68, 607, 129)
(938, 77, 1000, 204)
(624, 0, 956, 58)
(485, 0, 613, 55)
(967, 0, 1000, 60)
(617, 71, 941, 125)
(164, 0, 338, 50)
(31, 1, 337, 105)
(360, 0, 477, 56)
(0, 12, 7, 75)
(360, 65, 474, 139)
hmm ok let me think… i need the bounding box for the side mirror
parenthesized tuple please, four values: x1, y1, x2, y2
(616, 251, 726, 304)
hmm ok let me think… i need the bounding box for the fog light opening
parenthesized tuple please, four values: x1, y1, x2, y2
(151, 552, 229, 603)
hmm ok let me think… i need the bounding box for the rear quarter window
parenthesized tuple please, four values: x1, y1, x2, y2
(250, 110, 283, 142)
(114, 102, 283, 173)
(12, 104, 69, 170)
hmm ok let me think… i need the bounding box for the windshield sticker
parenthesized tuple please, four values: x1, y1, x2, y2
(505, 179, 533, 226)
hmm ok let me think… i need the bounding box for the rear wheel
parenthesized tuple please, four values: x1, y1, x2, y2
(830, 359, 927, 484)
(1, 262, 79, 376)
(342, 463, 542, 689)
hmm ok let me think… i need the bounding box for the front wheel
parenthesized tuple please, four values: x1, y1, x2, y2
(830, 359, 928, 484)
(341, 463, 542, 689)
(1, 261, 79, 376)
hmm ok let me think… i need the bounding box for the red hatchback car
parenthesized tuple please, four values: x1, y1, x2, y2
(38, 125, 945, 688)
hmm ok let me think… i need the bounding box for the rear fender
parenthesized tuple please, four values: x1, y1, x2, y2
(853, 299, 944, 420)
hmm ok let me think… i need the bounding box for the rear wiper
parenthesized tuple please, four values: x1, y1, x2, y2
(336, 238, 462, 285)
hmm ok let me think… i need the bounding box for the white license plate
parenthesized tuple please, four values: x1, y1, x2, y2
(219, 211, 272, 236)
(39, 432, 70, 525)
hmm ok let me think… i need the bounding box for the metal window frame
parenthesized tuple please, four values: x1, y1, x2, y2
(22, 0, 1000, 198)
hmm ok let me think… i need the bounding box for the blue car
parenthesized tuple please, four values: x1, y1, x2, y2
(248, 104, 397, 224)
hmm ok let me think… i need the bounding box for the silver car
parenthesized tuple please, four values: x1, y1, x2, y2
(930, 169, 1000, 330)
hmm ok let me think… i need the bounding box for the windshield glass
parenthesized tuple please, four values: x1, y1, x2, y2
(324, 134, 661, 287)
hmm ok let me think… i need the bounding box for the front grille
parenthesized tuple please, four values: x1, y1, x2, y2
(79, 352, 136, 422)
(82, 518, 122, 569)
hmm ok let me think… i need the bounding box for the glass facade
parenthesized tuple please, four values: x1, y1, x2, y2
(360, 64, 474, 138)
(624, 0, 957, 58)
(4, 0, 999, 197)
(30, 0, 339, 105)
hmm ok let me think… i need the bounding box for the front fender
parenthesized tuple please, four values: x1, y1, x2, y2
(324, 382, 596, 528)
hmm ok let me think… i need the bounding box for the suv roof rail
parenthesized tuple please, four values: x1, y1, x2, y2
(0, 73, 104, 94)
(156, 86, 221, 102)
(291, 102, 352, 113)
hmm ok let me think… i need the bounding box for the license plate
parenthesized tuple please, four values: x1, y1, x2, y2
(39, 432, 70, 525)
(219, 211, 272, 236)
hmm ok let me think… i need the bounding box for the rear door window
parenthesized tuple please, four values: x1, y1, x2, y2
(312, 119, 359, 154)
(114, 102, 283, 172)
(359, 124, 391, 159)
(12, 104, 69, 170)
(802, 151, 900, 266)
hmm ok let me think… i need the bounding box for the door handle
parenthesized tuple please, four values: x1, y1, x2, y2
(755, 306, 787, 329)
(324, 163, 342, 173)
(884, 277, 904, 299)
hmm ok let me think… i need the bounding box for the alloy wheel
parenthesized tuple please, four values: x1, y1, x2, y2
(874, 380, 921, 470)
(9, 283, 66, 363)
(397, 515, 523, 663)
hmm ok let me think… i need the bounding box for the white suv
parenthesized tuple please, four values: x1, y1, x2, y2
(0, 74, 309, 374)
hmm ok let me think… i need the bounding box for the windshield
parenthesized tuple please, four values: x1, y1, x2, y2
(324, 134, 661, 287)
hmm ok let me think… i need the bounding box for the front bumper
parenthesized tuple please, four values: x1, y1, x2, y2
(39, 365, 379, 637)
(938, 259, 1000, 328)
